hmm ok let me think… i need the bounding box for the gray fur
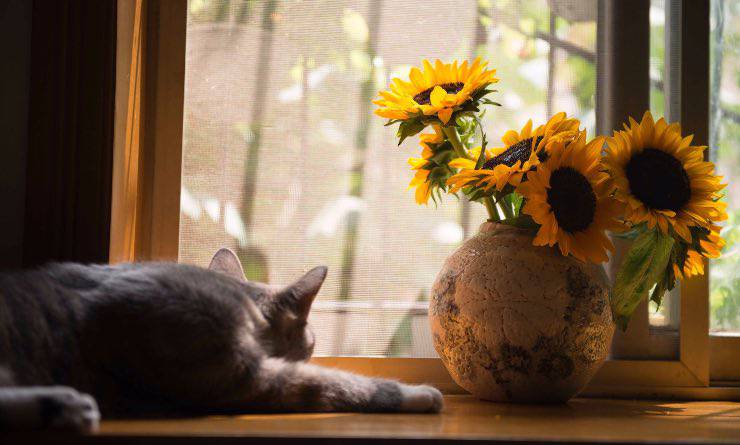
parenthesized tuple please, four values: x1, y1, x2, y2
(0, 249, 442, 431)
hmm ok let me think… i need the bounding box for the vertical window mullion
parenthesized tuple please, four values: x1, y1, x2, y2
(678, 0, 711, 385)
(597, 0, 653, 359)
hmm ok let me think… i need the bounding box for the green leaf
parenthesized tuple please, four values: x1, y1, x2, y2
(474, 132, 489, 169)
(650, 257, 677, 307)
(427, 166, 449, 182)
(499, 183, 516, 196)
(611, 229, 675, 331)
(501, 192, 524, 215)
(396, 119, 426, 145)
(613, 223, 647, 240)
(467, 188, 488, 202)
(471, 86, 497, 100)
(474, 146, 487, 169)
(480, 98, 502, 106)
(430, 150, 452, 165)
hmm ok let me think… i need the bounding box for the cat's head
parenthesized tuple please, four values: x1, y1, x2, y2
(208, 248, 326, 362)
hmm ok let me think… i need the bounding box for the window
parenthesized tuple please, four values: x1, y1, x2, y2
(647, 0, 680, 334)
(709, 0, 740, 383)
(709, 0, 739, 335)
(179, 0, 598, 357)
(112, 0, 740, 395)
(605, 0, 682, 362)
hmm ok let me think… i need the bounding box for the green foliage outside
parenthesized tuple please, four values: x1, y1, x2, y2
(709, 0, 740, 332)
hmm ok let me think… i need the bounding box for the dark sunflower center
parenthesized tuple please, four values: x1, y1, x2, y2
(624, 148, 691, 212)
(482, 136, 543, 169)
(546, 167, 596, 233)
(413, 82, 465, 105)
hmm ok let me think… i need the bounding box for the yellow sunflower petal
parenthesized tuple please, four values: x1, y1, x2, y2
(375, 58, 498, 128)
(604, 110, 727, 246)
(437, 108, 453, 125)
(517, 130, 619, 264)
(449, 158, 477, 170)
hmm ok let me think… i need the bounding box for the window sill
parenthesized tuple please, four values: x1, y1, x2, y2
(5, 395, 740, 444)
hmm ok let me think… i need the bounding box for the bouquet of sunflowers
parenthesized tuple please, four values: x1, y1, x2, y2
(374, 58, 727, 330)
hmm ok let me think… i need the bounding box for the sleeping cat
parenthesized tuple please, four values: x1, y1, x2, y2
(0, 248, 443, 431)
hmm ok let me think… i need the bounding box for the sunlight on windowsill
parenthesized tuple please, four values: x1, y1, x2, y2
(88, 396, 740, 444)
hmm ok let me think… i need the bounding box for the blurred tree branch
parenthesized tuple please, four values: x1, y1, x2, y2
(490, 5, 596, 63)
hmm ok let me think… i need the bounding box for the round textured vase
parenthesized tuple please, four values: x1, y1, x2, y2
(429, 222, 614, 403)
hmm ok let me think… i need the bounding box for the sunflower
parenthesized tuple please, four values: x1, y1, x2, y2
(447, 112, 581, 193)
(604, 111, 727, 242)
(673, 224, 725, 280)
(408, 126, 445, 205)
(373, 58, 498, 125)
(517, 131, 623, 263)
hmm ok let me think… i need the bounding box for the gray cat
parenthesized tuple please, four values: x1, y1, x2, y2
(0, 248, 442, 431)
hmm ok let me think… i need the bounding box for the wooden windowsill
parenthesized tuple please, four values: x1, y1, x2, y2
(4, 395, 740, 444)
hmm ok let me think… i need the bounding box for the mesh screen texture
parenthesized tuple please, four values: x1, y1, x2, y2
(709, 0, 740, 333)
(180, 0, 597, 356)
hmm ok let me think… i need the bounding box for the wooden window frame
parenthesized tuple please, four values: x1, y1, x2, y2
(111, 0, 740, 399)
(111, 0, 184, 264)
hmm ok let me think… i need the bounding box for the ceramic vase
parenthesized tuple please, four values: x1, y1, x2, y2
(429, 222, 614, 403)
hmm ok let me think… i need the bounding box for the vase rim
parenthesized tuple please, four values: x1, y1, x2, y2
(479, 221, 531, 235)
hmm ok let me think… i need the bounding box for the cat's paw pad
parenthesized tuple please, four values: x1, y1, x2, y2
(40, 387, 100, 432)
(399, 384, 443, 413)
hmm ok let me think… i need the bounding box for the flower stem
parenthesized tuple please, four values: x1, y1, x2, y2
(442, 126, 469, 159)
(482, 196, 498, 221)
(495, 201, 510, 220)
(444, 125, 494, 219)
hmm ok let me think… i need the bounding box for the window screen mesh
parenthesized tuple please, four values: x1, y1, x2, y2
(646, 0, 680, 347)
(709, 0, 740, 334)
(179, 0, 597, 357)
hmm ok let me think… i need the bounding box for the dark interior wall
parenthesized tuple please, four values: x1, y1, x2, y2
(0, 0, 33, 269)
(22, 0, 117, 267)
(0, 0, 117, 269)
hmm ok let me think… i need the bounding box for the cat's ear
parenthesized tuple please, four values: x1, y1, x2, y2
(208, 248, 247, 282)
(278, 266, 327, 319)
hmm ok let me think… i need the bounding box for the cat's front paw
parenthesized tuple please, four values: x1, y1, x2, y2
(399, 384, 443, 413)
(40, 387, 100, 432)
